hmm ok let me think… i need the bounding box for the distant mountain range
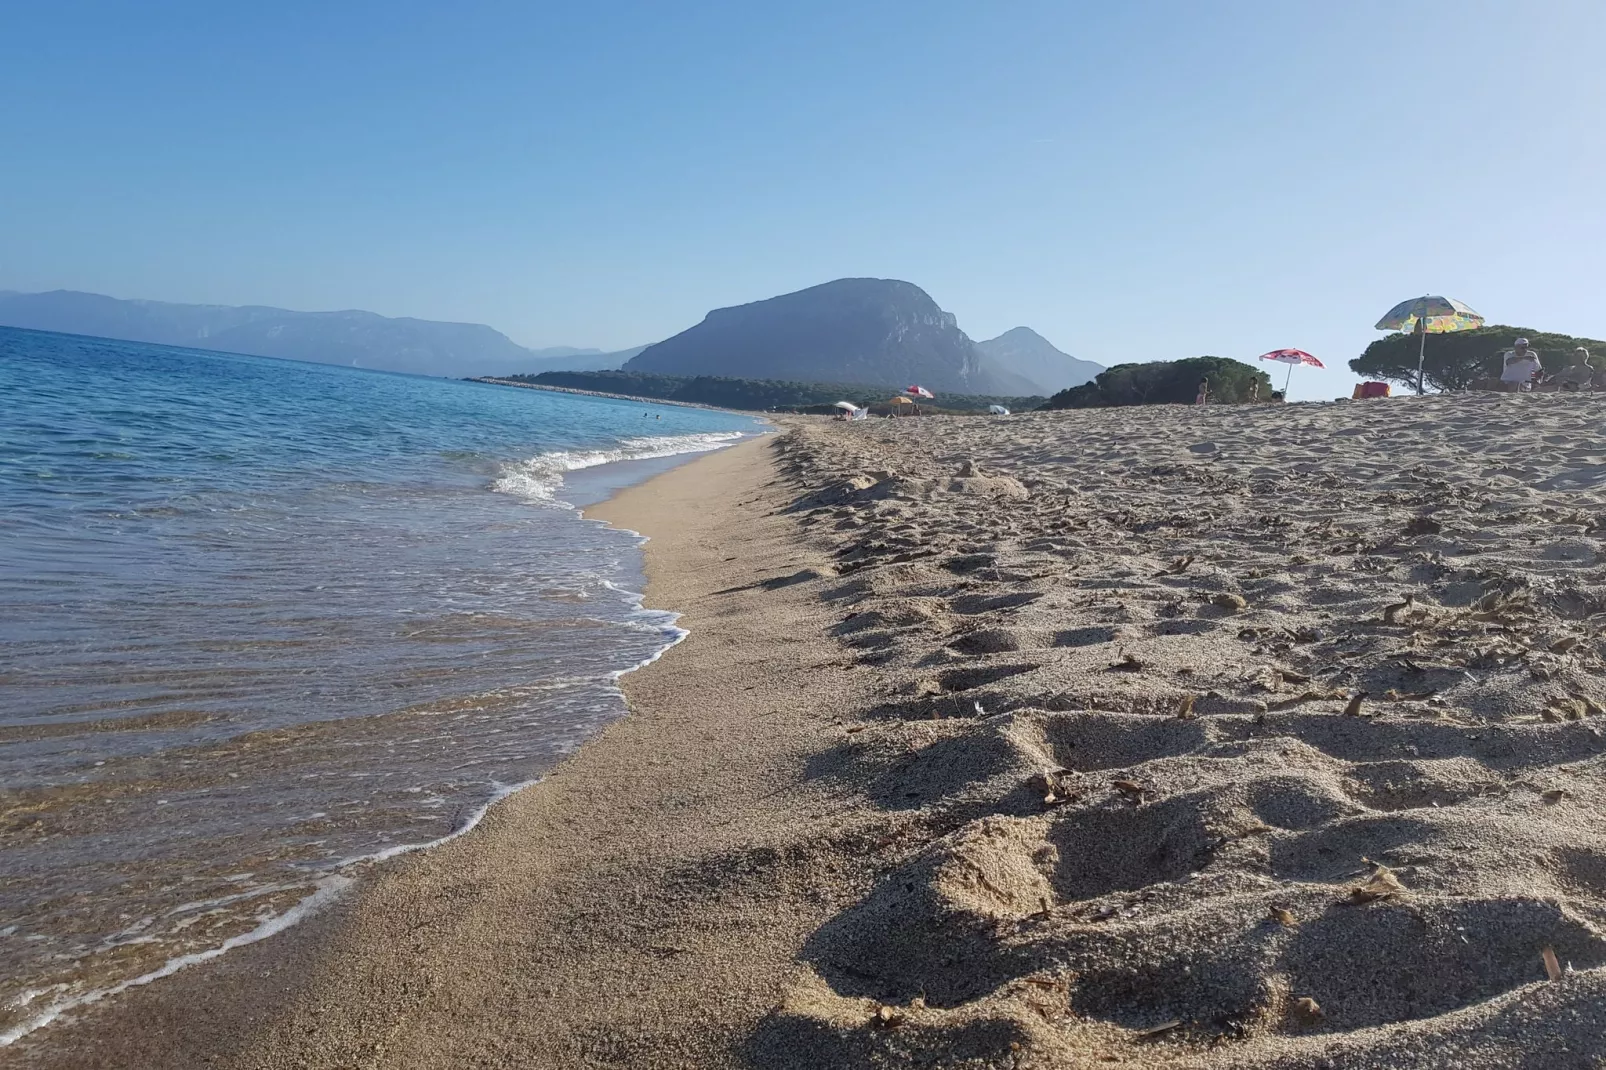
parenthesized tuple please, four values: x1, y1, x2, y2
(0, 290, 639, 378)
(0, 283, 1100, 395)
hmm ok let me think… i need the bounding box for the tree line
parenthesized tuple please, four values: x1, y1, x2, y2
(1349, 327, 1606, 393)
(502, 370, 1044, 413)
(1040, 326, 1606, 409)
(512, 328, 1605, 416)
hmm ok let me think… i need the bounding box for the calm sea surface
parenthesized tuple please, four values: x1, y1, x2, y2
(0, 327, 765, 1040)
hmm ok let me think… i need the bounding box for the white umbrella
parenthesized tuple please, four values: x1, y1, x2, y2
(832, 401, 859, 412)
(988, 404, 1010, 415)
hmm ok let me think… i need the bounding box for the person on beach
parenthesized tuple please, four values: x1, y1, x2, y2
(1549, 347, 1596, 392)
(1498, 338, 1543, 392)
(1194, 377, 1209, 405)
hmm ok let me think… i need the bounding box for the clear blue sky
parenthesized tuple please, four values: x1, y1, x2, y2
(4, 0, 1602, 399)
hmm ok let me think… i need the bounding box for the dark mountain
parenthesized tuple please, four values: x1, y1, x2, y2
(623, 278, 1035, 396)
(975, 327, 1102, 394)
(0, 290, 625, 378)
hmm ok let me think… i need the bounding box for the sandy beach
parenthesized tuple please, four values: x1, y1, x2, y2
(17, 394, 1606, 1068)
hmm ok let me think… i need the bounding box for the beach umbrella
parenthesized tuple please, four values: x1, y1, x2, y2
(1374, 296, 1484, 395)
(900, 385, 933, 415)
(1256, 348, 1325, 394)
(988, 404, 1011, 415)
(832, 400, 860, 412)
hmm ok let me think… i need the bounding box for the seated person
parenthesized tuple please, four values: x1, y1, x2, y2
(1547, 347, 1596, 391)
(1498, 338, 1544, 391)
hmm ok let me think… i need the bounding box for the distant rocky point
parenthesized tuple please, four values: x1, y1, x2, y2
(0, 283, 1101, 395)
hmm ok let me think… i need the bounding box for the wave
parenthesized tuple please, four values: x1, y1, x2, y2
(492, 432, 747, 503)
(0, 601, 692, 1048)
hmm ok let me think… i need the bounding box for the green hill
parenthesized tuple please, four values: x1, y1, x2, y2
(1041, 356, 1272, 409)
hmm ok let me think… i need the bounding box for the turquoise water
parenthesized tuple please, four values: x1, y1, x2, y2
(0, 327, 764, 1039)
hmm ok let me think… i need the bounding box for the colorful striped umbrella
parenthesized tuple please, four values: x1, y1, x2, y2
(1374, 296, 1484, 335)
(905, 384, 935, 399)
(1375, 296, 1484, 395)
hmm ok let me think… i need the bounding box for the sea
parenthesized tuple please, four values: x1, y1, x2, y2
(0, 326, 767, 1042)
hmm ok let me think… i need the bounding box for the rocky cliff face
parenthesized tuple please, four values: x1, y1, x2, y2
(975, 327, 1103, 394)
(623, 279, 1036, 396)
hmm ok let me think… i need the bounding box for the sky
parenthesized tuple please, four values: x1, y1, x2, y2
(3, 0, 1603, 400)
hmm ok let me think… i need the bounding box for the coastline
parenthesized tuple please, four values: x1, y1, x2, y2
(12, 432, 863, 1069)
(19, 397, 1606, 1068)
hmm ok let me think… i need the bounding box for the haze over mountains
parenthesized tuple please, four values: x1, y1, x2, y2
(517, 345, 646, 374)
(0, 282, 1100, 395)
(0, 290, 642, 379)
(975, 326, 1103, 395)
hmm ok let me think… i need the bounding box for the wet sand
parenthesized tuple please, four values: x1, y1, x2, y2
(18, 396, 1606, 1068)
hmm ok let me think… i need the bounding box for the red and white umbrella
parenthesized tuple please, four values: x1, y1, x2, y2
(905, 384, 935, 399)
(1256, 349, 1324, 394)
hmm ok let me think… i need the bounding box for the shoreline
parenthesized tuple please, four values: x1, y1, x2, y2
(13, 432, 864, 1069)
(0, 432, 761, 1053)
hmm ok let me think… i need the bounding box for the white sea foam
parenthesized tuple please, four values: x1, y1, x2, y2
(492, 431, 746, 503)
(0, 877, 350, 1046)
(0, 771, 545, 1047)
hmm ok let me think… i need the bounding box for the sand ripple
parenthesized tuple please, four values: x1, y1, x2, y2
(760, 395, 1606, 1067)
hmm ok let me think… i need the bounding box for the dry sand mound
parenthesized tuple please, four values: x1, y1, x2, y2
(755, 395, 1606, 1068)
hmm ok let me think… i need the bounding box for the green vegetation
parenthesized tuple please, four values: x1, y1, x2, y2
(1350, 326, 1606, 393)
(1041, 356, 1272, 409)
(503, 370, 1043, 414)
